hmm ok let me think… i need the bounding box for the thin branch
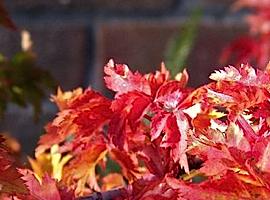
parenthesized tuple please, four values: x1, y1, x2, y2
(76, 188, 124, 200)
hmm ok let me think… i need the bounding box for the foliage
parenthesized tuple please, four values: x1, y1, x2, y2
(0, 50, 56, 119)
(165, 8, 201, 76)
(2, 0, 270, 199)
(221, 0, 270, 68)
(2, 60, 270, 199)
(0, 2, 55, 120)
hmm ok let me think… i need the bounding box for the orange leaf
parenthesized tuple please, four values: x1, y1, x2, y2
(101, 173, 125, 191)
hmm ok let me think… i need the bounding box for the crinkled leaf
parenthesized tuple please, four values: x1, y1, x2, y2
(104, 59, 151, 96)
(0, 135, 28, 196)
(0, 167, 28, 196)
(110, 148, 143, 182)
(62, 143, 107, 196)
(21, 169, 74, 200)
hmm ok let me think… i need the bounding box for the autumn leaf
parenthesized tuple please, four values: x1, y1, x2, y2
(62, 143, 107, 196)
(30, 62, 270, 199)
(20, 169, 75, 200)
(37, 88, 112, 154)
(104, 59, 151, 96)
(0, 135, 28, 197)
(167, 173, 270, 200)
(146, 62, 170, 95)
(109, 91, 151, 149)
(209, 64, 270, 87)
(0, 167, 28, 196)
(109, 148, 144, 182)
(29, 144, 72, 182)
(127, 176, 179, 200)
(51, 87, 83, 111)
(101, 173, 125, 191)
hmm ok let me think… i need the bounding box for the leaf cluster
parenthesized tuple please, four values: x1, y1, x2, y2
(2, 0, 270, 199)
(221, 0, 270, 68)
(2, 60, 270, 199)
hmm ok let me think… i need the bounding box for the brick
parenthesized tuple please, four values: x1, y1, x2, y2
(0, 23, 87, 90)
(5, 0, 177, 13)
(94, 19, 247, 92)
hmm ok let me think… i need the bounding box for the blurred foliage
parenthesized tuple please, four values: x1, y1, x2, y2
(0, 2, 56, 120)
(165, 9, 201, 77)
(0, 51, 56, 120)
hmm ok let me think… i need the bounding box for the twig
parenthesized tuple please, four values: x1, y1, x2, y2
(76, 188, 124, 200)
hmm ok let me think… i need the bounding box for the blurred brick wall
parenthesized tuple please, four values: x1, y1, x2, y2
(0, 0, 246, 154)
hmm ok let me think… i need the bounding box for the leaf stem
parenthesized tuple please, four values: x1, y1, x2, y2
(76, 188, 124, 200)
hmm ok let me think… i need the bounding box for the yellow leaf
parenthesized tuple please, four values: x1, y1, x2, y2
(29, 144, 72, 182)
(50, 144, 72, 181)
(209, 109, 226, 119)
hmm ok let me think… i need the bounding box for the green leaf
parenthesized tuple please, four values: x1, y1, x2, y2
(165, 8, 202, 77)
(0, 51, 56, 120)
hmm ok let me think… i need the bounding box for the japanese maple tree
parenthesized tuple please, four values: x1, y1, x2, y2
(2, 1, 270, 199)
(221, 0, 270, 68)
(2, 59, 270, 199)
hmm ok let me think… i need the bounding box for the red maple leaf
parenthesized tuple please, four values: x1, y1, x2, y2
(37, 88, 112, 155)
(31, 61, 270, 199)
(0, 135, 28, 197)
(20, 169, 74, 200)
(166, 172, 270, 200)
(222, 0, 270, 68)
(104, 59, 151, 96)
(62, 142, 107, 196)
